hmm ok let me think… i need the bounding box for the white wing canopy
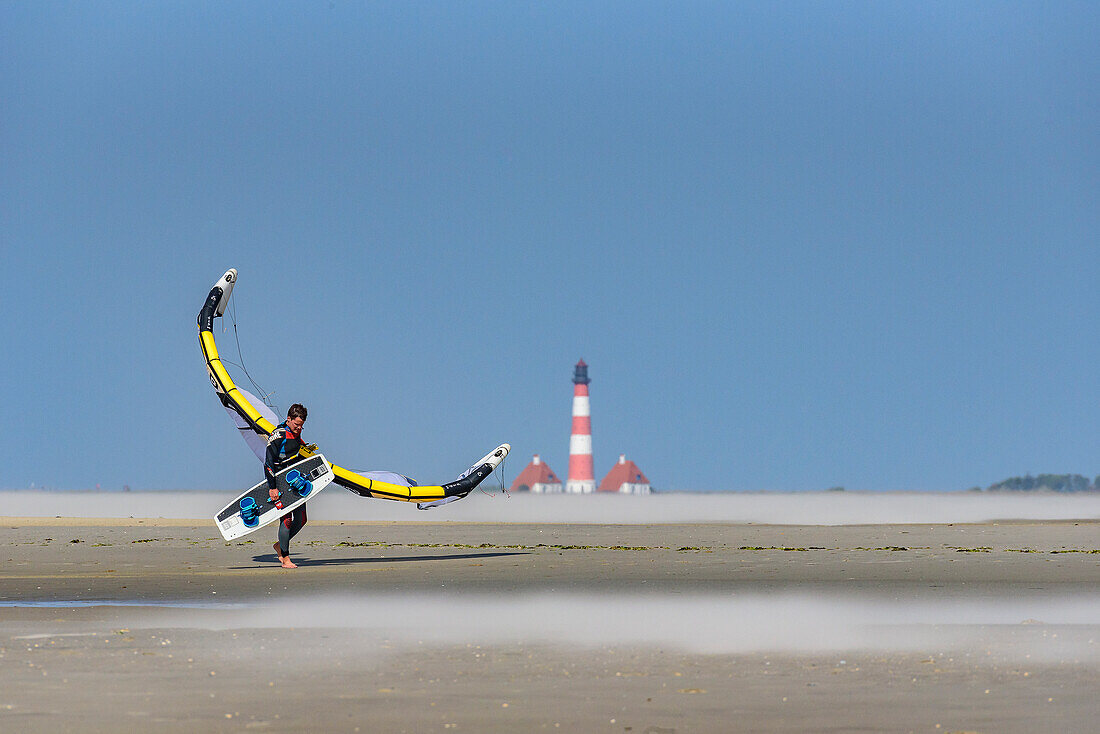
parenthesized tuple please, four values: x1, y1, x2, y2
(224, 389, 279, 463)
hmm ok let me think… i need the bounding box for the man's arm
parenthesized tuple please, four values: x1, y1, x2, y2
(264, 431, 281, 489)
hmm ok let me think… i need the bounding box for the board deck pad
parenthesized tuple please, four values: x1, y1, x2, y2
(215, 454, 334, 541)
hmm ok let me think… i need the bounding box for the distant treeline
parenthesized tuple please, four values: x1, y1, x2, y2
(981, 474, 1098, 493)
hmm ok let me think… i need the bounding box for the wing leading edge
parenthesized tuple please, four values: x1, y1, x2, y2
(198, 268, 510, 503)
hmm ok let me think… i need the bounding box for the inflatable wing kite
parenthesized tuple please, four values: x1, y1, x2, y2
(198, 268, 509, 505)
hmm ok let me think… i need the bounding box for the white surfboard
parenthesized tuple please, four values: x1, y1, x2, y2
(214, 454, 334, 541)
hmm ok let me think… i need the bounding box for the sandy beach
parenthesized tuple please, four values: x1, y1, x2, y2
(2, 518, 1099, 732)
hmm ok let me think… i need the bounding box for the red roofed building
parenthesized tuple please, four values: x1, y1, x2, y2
(598, 454, 651, 495)
(510, 454, 564, 494)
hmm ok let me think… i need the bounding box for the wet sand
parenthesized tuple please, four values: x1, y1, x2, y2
(2, 519, 1099, 732)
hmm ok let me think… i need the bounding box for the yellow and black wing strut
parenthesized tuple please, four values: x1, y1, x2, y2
(199, 269, 508, 502)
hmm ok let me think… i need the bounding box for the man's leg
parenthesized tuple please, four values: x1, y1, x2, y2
(275, 512, 302, 568)
(288, 505, 307, 541)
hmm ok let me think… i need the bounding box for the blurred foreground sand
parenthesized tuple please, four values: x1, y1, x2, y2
(1, 520, 1098, 732)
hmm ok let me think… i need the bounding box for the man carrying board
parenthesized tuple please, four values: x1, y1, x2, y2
(266, 403, 313, 569)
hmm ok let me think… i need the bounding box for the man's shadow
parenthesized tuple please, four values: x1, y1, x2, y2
(240, 550, 528, 568)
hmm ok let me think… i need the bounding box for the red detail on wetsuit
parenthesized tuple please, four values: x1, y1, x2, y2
(282, 506, 307, 528)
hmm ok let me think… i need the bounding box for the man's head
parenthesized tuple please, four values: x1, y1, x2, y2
(286, 403, 307, 434)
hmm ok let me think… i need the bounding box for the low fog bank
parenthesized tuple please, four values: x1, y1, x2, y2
(4, 489, 1100, 525)
(143, 591, 1100, 660)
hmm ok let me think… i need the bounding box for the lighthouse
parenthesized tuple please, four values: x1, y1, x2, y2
(566, 359, 596, 493)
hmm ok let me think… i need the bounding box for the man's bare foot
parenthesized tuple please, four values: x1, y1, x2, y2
(274, 542, 297, 568)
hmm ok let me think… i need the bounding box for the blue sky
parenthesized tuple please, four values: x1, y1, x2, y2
(3, 2, 1097, 491)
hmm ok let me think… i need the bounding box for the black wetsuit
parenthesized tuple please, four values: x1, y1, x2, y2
(265, 423, 307, 556)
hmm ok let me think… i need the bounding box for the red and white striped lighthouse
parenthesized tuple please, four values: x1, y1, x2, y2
(566, 359, 596, 493)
